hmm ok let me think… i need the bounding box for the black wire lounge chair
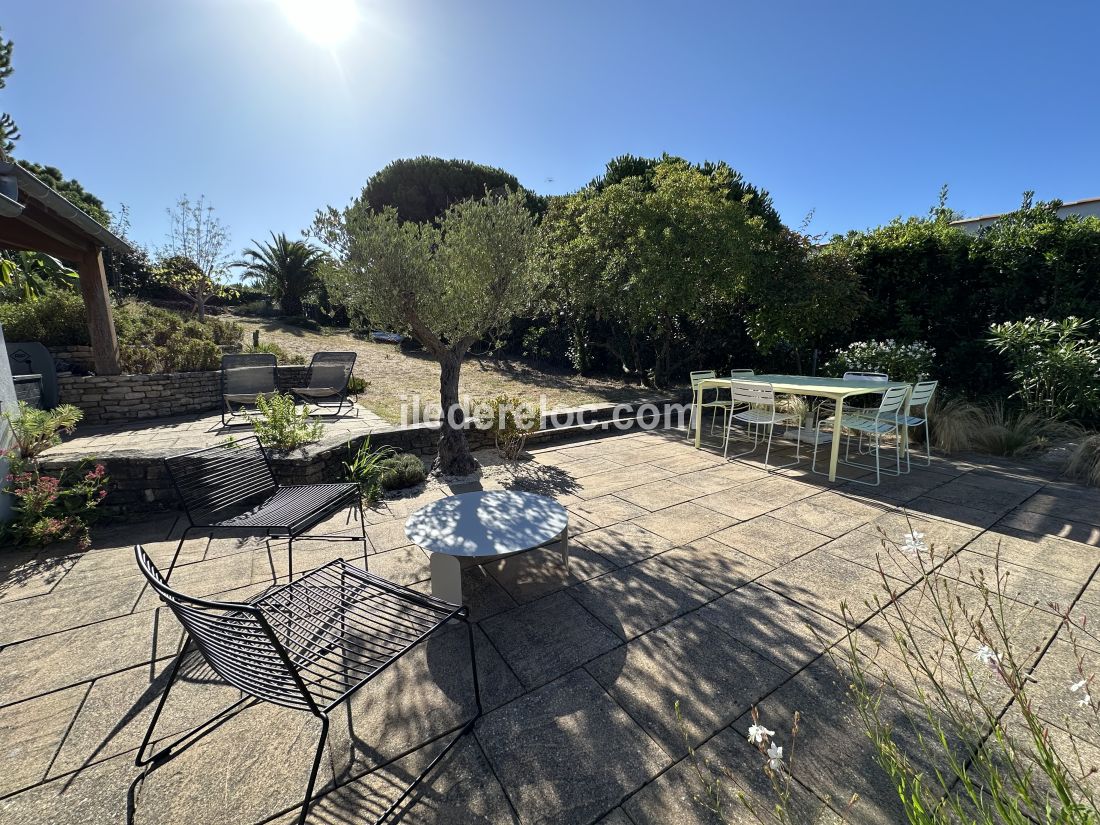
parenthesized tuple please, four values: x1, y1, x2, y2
(130, 546, 481, 825)
(290, 351, 358, 418)
(221, 352, 278, 426)
(162, 435, 367, 584)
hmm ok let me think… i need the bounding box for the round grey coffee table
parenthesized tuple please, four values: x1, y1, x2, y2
(404, 490, 569, 604)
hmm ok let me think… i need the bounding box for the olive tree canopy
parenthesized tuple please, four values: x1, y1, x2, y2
(317, 188, 543, 473)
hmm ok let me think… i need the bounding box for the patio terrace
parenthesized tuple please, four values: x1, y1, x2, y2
(1, 428, 1098, 824)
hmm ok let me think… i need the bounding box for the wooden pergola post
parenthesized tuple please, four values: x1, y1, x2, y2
(78, 247, 121, 375)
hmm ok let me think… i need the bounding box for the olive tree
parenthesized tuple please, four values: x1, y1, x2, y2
(317, 188, 542, 474)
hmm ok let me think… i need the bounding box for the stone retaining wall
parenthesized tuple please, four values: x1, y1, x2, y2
(40, 413, 656, 515)
(48, 345, 96, 372)
(57, 365, 310, 425)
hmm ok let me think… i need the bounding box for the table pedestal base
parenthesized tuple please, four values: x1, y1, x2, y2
(428, 527, 569, 605)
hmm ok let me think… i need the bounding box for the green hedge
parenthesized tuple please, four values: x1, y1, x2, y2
(827, 197, 1100, 394)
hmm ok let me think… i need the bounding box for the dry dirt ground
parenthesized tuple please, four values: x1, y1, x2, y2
(231, 316, 659, 424)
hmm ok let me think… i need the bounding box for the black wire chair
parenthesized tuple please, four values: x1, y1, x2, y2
(162, 435, 367, 584)
(221, 352, 278, 426)
(290, 351, 358, 418)
(131, 546, 481, 825)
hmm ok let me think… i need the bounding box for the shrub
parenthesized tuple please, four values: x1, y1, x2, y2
(1063, 432, 1100, 487)
(245, 341, 306, 365)
(0, 287, 88, 345)
(477, 395, 541, 460)
(346, 375, 369, 395)
(969, 401, 1076, 457)
(825, 339, 935, 384)
(1, 462, 108, 550)
(378, 453, 426, 490)
(0, 402, 106, 551)
(3, 402, 82, 459)
(343, 438, 395, 502)
(248, 392, 323, 450)
(927, 397, 983, 454)
(987, 317, 1100, 424)
(114, 302, 240, 373)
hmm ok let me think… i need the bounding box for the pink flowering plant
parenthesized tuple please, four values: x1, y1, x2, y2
(3, 461, 108, 550)
(2, 401, 107, 550)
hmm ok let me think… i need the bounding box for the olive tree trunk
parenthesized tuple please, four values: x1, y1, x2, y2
(436, 349, 477, 475)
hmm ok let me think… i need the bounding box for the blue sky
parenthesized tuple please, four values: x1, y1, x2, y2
(5, 0, 1098, 252)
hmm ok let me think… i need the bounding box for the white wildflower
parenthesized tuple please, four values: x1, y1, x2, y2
(902, 531, 927, 554)
(747, 723, 774, 745)
(766, 742, 784, 772)
(975, 645, 1000, 671)
(1070, 679, 1092, 707)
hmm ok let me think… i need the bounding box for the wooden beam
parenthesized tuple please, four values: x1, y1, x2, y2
(77, 247, 121, 376)
(0, 217, 84, 261)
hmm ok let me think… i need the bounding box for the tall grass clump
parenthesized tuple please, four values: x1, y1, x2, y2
(1063, 433, 1100, 487)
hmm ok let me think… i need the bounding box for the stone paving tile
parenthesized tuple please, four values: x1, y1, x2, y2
(648, 451, 730, 474)
(567, 495, 650, 529)
(571, 522, 675, 568)
(0, 610, 183, 707)
(769, 494, 883, 538)
(131, 703, 332, 825)
(759, 548, 895, 625)
(730, 659, 964, 825)
(480, 591, 622, 688)
(711, 515, 829, 565)
(694, 475, 816, 521)
(573, 464, 673, 500)
(923, 474, 1042, 513)
(484, 543, 615, 604)
(365, 518, 414, 552)
(857, 509, 981, 557)
(696, 582, 847, 673)
(934, 549, 1086, 614)
(614, 480, 703, 512)
(656, 537, 774, 594)
(0, 549, 79, 604)
(48, 658, 240, 778)
(0, 574, 146, 647)
(965, 529, 1100, 584)
(622, 724, 845, 825)
(902, 495, 1006, 529)
(330, 623, 519, 776)
(0, 684, 87, 797)
(1016, 484, 1100, 527)
(0, 751, 136, 825)
(669, 462, 768, 495)
(631, 501, 736, 545)
(363, 544, 430, 586)
(572, 558, 719, 641)
(268, 735, 519, 825)
(476, 668, 671, 825)
(588, 611, 788, 758)
(995, 508, 1100, 547)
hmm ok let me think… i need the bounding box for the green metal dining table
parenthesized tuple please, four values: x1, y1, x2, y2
(692, 374, 911, 481)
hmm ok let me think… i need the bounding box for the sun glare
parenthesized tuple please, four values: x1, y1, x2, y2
(278, 0, 360, 46)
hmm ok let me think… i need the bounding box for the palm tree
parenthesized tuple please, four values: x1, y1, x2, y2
(236, 232, 325, 317)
